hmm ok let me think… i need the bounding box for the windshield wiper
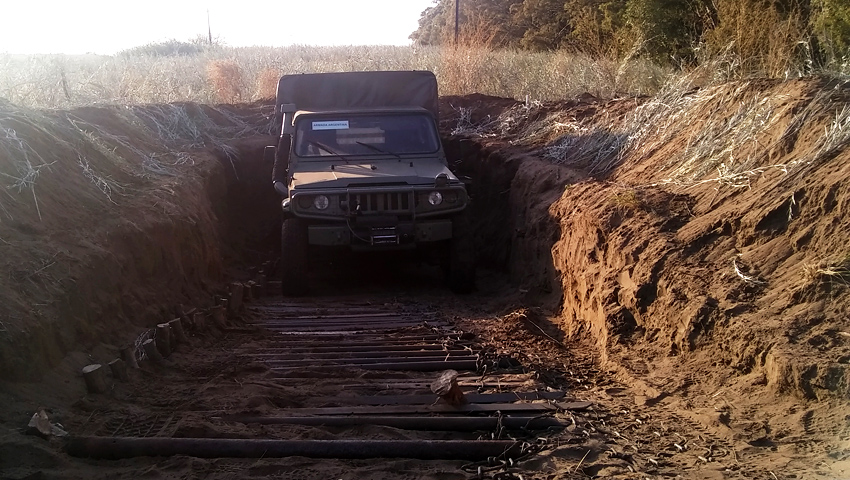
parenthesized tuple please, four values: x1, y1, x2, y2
(309, 140, 350, 164)
(356, 141, 401, 159)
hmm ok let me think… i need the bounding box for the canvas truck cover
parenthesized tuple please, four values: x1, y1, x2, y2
(276, 71, 439, 121)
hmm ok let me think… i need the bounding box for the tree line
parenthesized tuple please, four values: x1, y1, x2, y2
(411, 0, 850, 73)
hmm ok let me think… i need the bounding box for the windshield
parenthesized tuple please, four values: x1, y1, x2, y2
(295, 113, 440, 158)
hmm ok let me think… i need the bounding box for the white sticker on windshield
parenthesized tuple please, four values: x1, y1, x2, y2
(312, 121, 350, 130)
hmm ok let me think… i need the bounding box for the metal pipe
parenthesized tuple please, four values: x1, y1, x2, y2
(66, 437, 522, 460)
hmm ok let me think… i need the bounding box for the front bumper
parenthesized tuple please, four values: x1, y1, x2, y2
(308, 219, 452, 248)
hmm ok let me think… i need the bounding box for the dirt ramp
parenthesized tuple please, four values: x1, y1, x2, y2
(0, 101, 270, 380)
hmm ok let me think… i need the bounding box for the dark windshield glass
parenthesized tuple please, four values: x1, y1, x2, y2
(295, 113, 440, 158)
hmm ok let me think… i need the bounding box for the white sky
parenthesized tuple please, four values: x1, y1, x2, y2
(0, 0, 437, 54)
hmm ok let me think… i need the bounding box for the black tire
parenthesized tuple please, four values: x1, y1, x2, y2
(280, 217, 309, 296)
(447, 211, 476, 294)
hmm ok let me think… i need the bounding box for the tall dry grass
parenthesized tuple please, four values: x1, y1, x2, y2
(452, 51, 850, 193)
(0, 43, 668, 109)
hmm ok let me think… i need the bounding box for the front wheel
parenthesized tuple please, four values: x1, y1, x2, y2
(280, 217, 308, 296)
(447, 211, 476, 294)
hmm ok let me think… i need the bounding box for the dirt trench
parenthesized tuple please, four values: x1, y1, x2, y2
(0, 82, 848, 479)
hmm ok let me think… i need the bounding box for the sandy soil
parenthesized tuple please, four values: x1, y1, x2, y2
(1, 77, 848, 479)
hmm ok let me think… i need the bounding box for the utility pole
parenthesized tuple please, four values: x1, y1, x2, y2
(454, 0, 460, 45)
(207, 9, 212, 45)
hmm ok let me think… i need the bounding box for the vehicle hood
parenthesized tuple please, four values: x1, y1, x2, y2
(291, 160, 459, 190)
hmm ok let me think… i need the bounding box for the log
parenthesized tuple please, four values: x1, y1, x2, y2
(228, 283, 244, 315)
(120, 344, 139, 369)
(66, 437, 523, 460)
(108, 359, 129, 382)
(431, 370, 467, 406)
(155, 324, 172, 357)
(168, 318, 188, 344)
(82, 364, 108, 394)
(142, 339, 164, 363)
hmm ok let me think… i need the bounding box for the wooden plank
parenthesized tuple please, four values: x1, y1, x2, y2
(262, 355, 478, 367)
(253, 335, 452, 346)
(218, 416, 568, 431)
(249, 312, 400, 319)
(555, 401, 594, 411)
(313, 391, 568, 406)
(265, 403, 558, 415)
(259, 320, 441, 329)
(263, 322, 449, 332)
(271, 358, 479, 373)
(244, 349, 471, 360)
(235, 344, 458, 354)
(339, 381, 533, 390)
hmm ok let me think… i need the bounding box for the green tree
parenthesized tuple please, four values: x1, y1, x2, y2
(563, 0, 628, 55)
(410, 0, 519, 46)
(811, 0, 850, 61)
(624, 0, 710, 64)
(510, 0, 573, 50)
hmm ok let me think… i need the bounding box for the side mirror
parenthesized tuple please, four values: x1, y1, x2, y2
(263, 146, 276, 166)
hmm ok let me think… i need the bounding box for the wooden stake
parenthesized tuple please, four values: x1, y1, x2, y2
(193, 312, 206, 331)
(108, 358, 129, 382)
(142, 339, 164, 363)
(156, 323, 172, 357)
(228, 283, 244, 315)
(211, 305, 227, 329)
(82, 364, 108, 394)
(168, 318, 188, 344)
(120, 344, 139, 369)
(430, 370, 466, 406)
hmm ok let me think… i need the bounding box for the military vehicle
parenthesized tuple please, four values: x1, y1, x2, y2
(264, 71, 474, 295)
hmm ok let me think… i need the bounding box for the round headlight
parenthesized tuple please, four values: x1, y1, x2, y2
(428, 191, 443, 206)
(313, 195, 330, 210)
(297, 195, 312, 209)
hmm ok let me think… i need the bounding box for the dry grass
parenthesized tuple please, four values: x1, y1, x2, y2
(803, 255, 850, 285)
(610, 190, 642, 210)
(446, 49, 850, 196)
(0, 45, 668, 109)
(207, 60, 245, 103)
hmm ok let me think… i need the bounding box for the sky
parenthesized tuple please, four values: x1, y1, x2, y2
(0, 0, 437, 55)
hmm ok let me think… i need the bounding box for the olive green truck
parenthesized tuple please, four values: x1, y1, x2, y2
(264, 71, 475, 295)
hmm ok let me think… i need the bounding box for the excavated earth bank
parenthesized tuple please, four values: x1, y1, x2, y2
(0, 77, 848, 479)
(442, 78, 850, 477)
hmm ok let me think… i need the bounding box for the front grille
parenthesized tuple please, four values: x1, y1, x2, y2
(350, 192, 412, 213)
